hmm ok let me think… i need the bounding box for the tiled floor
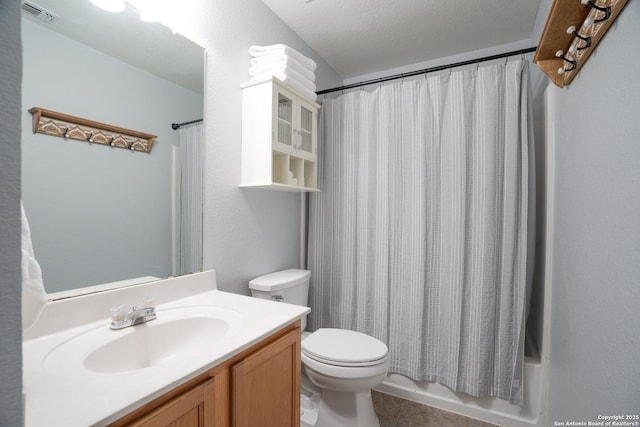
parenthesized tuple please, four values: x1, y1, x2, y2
(372, 391, 500, 427)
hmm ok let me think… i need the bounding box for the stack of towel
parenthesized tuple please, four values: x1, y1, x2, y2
(248, 44, 318, 101)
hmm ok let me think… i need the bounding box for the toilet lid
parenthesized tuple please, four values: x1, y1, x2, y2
(302, 328, 388, 366)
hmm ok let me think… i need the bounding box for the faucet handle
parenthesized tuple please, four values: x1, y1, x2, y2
(142, 297, 155, 309)
(110, 304, 126, 323)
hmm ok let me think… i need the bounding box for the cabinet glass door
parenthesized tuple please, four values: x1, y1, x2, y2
(299, 105, 314, 156)
(276, 92, 293, 148)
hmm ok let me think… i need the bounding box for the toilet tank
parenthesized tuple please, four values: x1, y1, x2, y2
(249, 269, 310, 330)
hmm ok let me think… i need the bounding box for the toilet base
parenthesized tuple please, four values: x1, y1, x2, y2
(300, 387, 380, 427)
(301, 390, 319, 427)
(315, 389, 379, 427)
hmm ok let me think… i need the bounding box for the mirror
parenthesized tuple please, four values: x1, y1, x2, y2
(21, 0, 205, 297)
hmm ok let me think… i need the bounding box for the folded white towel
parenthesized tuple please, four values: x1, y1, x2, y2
(21, 202, 47, 330)
(250, 73, 317, 101)
(250, 69, 316, 93)
(250, 55, 316, 82)
(249, 44, 317, 71)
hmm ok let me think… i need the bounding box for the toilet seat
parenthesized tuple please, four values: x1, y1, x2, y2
(302, 328, 388, 367)
(302, 351, 388, 367)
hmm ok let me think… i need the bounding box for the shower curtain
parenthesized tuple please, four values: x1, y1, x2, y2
(308, 60, 532, 404)
(175, 122, 204, 275)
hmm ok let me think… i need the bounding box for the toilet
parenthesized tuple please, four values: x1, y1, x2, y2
(249, 269, 389, 427)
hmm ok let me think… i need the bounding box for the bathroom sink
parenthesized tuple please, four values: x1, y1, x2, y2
(84, 316, 230, 373)
(43, 305, 243, 375)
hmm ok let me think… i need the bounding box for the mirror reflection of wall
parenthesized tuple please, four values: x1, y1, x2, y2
(21, 0, 205, 296)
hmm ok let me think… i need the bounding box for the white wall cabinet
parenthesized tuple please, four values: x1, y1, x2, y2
(240, 77, 320, 192)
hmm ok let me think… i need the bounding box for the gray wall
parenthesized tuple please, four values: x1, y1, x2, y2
(547, 1, 640, 421)
(182, 0, 342, 294)
(22, 20, 202, 292)
(0, 0, 23, 424)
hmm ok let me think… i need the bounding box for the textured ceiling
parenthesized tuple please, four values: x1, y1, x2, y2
(23, 1, 544, 89)
(261, 0, 543, 79)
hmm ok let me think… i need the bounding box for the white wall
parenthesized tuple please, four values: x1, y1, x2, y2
(22, 20, 203, 292)
(0, 0, 23, 424)
(546, 1, 640, 422)
(177, 0, 342, 294)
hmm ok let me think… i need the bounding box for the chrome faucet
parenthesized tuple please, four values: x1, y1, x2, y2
(110, 298, 157, 330)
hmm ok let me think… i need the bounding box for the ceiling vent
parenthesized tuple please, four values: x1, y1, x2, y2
(21, 1, 58, 23)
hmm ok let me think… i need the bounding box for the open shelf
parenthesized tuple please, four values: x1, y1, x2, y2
(271, 150, 314, 189)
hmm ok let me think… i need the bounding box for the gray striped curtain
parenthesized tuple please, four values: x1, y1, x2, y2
(308, 60, 530, 404)
(176, 122, 204, 275)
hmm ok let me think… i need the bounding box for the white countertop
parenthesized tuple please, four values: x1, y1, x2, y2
(23, 271, 309, 427)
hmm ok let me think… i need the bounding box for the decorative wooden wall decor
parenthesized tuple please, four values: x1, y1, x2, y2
(533, 0, 630, 88)
(28, 107, 157, 153)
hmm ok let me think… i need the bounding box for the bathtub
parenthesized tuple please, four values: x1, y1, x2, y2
(374, 356, 546, 427)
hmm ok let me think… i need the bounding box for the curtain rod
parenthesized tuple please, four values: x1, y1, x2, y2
(171, 118, 203, 130)
(316, 46, 538, 95)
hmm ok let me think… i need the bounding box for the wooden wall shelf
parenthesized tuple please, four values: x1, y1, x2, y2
(28, 107, 157, 153)
(534, 0, 630, 88)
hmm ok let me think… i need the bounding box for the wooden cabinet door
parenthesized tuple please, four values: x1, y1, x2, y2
(232, 329, 301, 427)
(129, 377, 216, 427)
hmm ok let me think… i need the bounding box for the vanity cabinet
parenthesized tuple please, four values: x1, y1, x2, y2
(110, 322, 301, 427)
(232, 327, 300, 427)
(240, 77, 320, 192)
